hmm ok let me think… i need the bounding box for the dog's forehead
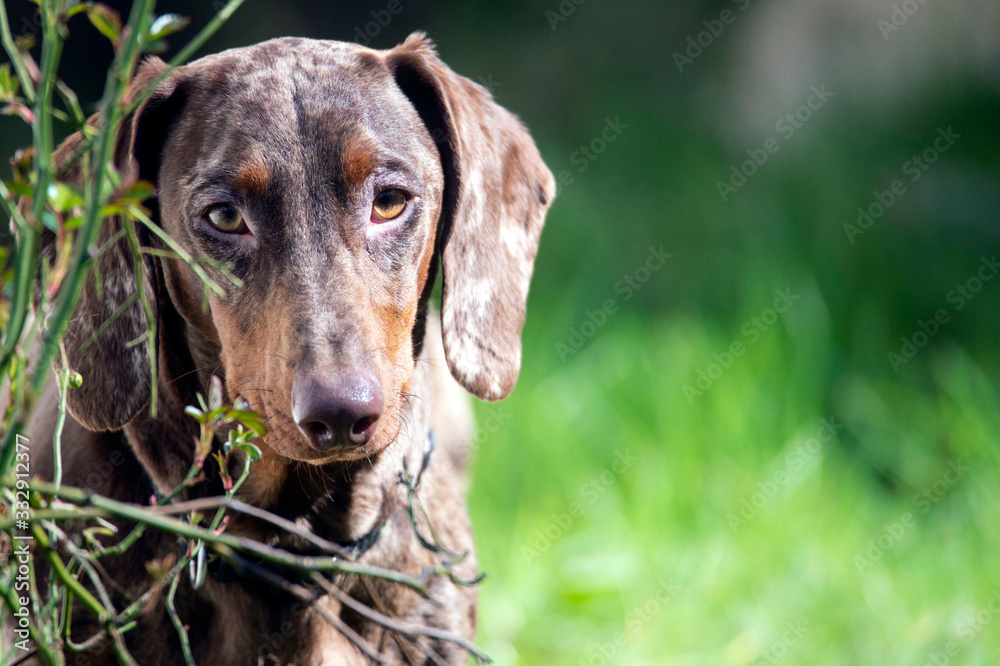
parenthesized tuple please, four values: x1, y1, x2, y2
(178, 38, 422, 155)
(163, 38, 439, 195)
(191, 38, 377, 92)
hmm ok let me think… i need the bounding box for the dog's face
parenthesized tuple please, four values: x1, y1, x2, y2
(155, 40, 446, 463)
(58, 35, 554, 469)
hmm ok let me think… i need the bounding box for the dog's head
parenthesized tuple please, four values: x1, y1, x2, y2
(59, 35, 554, 464)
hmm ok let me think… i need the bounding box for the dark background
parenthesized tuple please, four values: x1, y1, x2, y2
(3, 0, 1000, 663)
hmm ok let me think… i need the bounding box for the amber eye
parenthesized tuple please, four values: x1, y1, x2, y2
(205, 204, 245, 233)
(372, 189, 407, 221)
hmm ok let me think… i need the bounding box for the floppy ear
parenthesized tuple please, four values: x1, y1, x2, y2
(51, 57, 187, 431)
(387, 33, 556, 402)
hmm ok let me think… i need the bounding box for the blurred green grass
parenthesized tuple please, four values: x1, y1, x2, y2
(470, 312, 1000, 664)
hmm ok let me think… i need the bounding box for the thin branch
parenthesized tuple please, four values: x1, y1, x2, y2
(11, 482, 433, 596)
(147, 496, 354, 559)
(129, 205, 231, 296)
(46, 524, 117, 616)
(116, 550, 190, 628)
(313, 575, 492, 664)
(166, 575, 196, 666)
(233, 556, 387, 665)
(52, 342, 70, 488)
(123, 213, 158, 416)
(32, 523, 107, 623)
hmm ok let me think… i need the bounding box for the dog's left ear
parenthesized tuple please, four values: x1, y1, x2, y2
(51, 57, 188, 430)
(386, 33, 556, 402)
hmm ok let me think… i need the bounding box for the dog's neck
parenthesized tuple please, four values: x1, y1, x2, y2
(122, 319, 435, 547)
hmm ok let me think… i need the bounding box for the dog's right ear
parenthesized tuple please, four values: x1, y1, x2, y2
(50, 57, 189, 431)
(386, 34, 555, 403)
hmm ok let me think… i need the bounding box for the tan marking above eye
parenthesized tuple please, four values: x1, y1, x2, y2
(233, 160, 269, 194)
(206, 204, 245, 233)
(372, 189, 407, 221)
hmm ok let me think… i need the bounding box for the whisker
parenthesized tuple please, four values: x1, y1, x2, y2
(167, 363, 225, 386)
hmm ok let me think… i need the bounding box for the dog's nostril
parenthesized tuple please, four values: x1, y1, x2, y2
(351, 415, 378, 440)
(304, 421, 333, 444)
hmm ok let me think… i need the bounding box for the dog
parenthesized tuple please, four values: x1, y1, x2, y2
(17, 33, 554, 664)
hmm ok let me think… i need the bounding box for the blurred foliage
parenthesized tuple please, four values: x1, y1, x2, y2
(2, 0, 999, 663)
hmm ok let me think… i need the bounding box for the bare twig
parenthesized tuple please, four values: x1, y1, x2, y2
(148, 496, 354, 559)
(10, 481, 433, 596)
(232, 556, 387, 665)
(313, 575, 492, 664)
(166, 575, 196, 666)
(52, 342, 71, 488)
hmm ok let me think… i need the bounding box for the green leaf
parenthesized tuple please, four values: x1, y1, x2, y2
(66, 3, 92, 19)
(227, 411, 266, 437)
(87, 4, 122, 43)
(4, 181, 34, 199)
(47, 182, 84, 212)
(206, 405, 229, 424)
(184, 405, 206, 422)
(147, 13, 190, 41)
(116, 180, 154, 206)
(0, 64, 17, 100)
(237, 442, 262, 462)
(40, 210, 58, 232)
(99, 203, 125, 218)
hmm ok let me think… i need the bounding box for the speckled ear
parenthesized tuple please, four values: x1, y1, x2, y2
(386, 33, 555, 401)
(52, 58, 188, 430)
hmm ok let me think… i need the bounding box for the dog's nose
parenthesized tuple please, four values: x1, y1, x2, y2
(291, 371, 384, 452)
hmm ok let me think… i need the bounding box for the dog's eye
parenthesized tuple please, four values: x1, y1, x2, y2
(372, 189, 407, 221)
(205, 204, 246, 233)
